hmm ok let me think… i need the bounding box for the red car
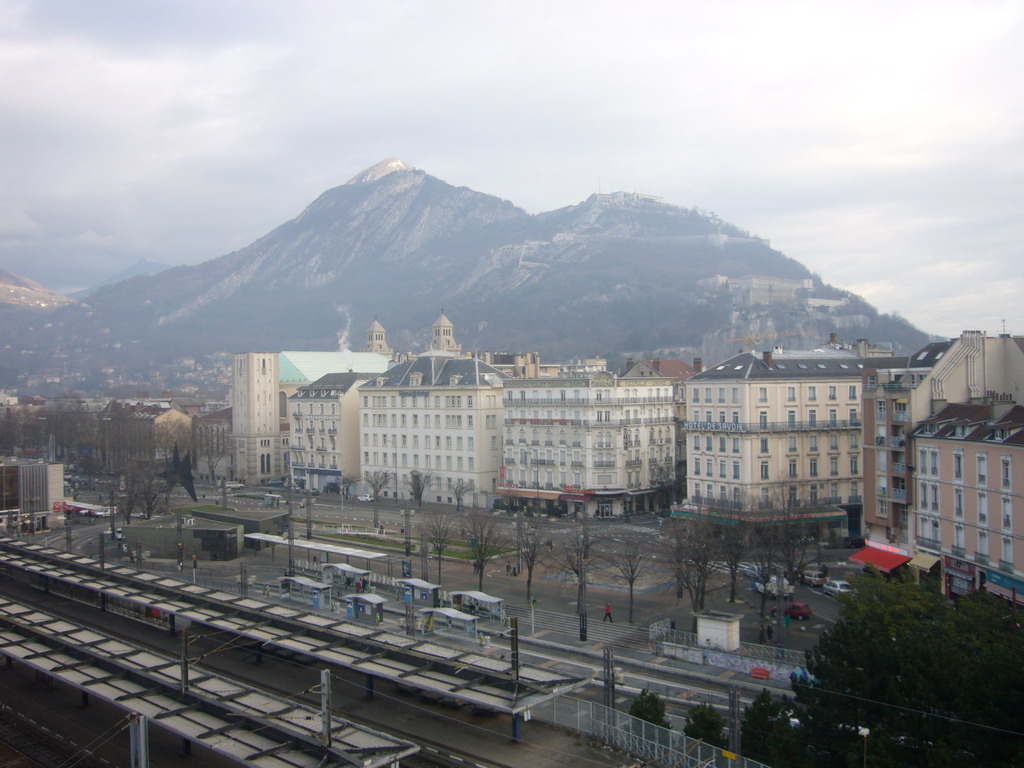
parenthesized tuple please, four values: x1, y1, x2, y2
(771, 602, 813, 620)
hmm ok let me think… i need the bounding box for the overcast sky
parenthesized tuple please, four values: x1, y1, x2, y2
(1, 1, 1021, 338)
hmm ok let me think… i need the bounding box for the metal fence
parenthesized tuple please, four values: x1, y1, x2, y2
(650, 623, 806, 668)
(532, 695, 772, 768)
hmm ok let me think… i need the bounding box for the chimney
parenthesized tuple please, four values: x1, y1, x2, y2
(829, 332, 838, 346)
(693, 357, 703, 373)
(857, 338, 868, 357)
(762, 350, 773, 367)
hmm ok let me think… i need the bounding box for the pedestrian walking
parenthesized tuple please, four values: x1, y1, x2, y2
(603, 602, 613, 623)
(505, 561, 512, 576)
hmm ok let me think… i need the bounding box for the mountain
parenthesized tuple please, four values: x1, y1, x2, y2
(0, 267, 76, 309)
(69, 258, 173, 299)
(0, 159, 930, 389)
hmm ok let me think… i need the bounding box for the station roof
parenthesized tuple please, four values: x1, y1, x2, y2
(0, 538, 588, 715)
(0, 595, 417, 767)
(244, 533, 387, 561)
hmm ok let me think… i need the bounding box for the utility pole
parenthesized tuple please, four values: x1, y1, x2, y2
(728, 685, 742, 755)
(179, 627, 189, 696)
(305, 491, 313, 539)
(320, 669, 332, 748)
(129, 713, 149, 768)
(287, 513, 295, 577)
(64, 514, 73, 552)
(420, 533, 429, 580)
(239, 563, 248, 597)
(579, 517, 589, 642)
(602, 647, 616, 708)
(404, 507, 411, 556)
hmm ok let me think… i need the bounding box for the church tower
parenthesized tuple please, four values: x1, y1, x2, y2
(365, 319, 392, 358)
(429, 311, 461, 355)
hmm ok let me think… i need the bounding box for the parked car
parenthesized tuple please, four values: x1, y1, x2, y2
(754, 576, 794, 599)
(842, 536, 866, 549)
(771, 602, 813, 620)
(264, 479, 284, 487)
(356, 494, 374, 502)
(224, 481, 244, 491)
(824, 579, 853, 596)
(801, 569, 827, 587)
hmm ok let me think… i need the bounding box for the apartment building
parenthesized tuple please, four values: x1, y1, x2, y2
(862, 331, 1024, 549)
(358, 314, 508, 509)
(289, 373, 369, 494)
(498, 362, 675, 517)
(230, 347, 389, 485)
(677, 345, 873, 534)
(912, 404, 1024, 603)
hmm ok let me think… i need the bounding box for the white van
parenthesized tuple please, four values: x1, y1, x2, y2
(224, 481, 244, 491)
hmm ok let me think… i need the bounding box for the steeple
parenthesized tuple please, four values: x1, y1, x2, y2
(429, 311, 460, 355)
(365, 318, 392, 357)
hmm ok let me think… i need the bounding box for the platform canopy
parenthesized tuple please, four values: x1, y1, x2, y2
(245, 533, 387, 560)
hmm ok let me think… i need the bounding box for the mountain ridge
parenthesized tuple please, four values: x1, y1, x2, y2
(0, 159, 931, 390)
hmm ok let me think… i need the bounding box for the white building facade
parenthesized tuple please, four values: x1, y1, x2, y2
(289, 373, 368, 494)
(358, 314, 507, 509)
(499, 366, 675, 517)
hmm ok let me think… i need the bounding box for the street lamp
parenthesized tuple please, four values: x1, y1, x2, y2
(858, 726, 870, 768)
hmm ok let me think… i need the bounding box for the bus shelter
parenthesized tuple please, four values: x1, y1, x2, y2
(396, 578, 440, 607)
(345, 593, 386, 623)
(277, 575, 332, 610)
(322, 563, 371, 591)
(450, 590, 504, 620)
(420, 607, 478, 636)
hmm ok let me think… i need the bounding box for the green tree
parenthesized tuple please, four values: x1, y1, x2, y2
(793, 570, 1024, 767)
(629, 689, 670, 729)
(683, 703, 725, 747)
(741, 689, 806, 766)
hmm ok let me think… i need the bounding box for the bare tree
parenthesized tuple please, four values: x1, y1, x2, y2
(451, 478, 472, 512)
(518, 520, 546, 603)
(364, 469, 393, 529)
(407, 469, 435, 508)
(466, 510, 510, 591)
(194, 418, 230, 486)
(600, 531, 653, 622)
(661, 516, 719, 624)
(154, 418, 193, 462)
(718, 518, 751, 604)
(422, 508, 458, 582)
(551, 516, 601, 610)
(341, 473, 358, 500)
(118, 461, 167, 523)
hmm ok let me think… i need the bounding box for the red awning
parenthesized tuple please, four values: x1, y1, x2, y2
(849, 546, 912, 573)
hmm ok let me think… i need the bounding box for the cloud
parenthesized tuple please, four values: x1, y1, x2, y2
(0, 0, 1021, 336)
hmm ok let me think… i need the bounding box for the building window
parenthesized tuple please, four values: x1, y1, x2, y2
(808, 386, 817, 401)
(828, 385, 837, 401)
(787, 410, 796, 427)
(809, 458, 818, 477)
(760, 438, 769, 453)
(758, 387, 768, 403)
(978, 530, 988, 557)
(978, 492, 988, 526)
(787, 386, 796, 402)
(759, 412, 768, 428)
(1002, 536, 1013, 567)
(977, 454, 988, 486)
(760, 462, 769, 480)
(954, 487, 964, 517)
(789, 460, 797, 478)
(1002, 457, 1012, 489)
(954, 452, 963, 480)
(788, 436, 797, 452)
(732, 461, 740, 479)
(830, 457, 838, 476)
(848, 385, 858, 400)
(850, 456, 859, 474)
(1003, 497, 1013, 530)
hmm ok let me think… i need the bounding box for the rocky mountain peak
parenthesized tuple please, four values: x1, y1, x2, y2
(345, 157, 415, 185)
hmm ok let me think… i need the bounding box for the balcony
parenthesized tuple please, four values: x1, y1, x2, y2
(889, 437, 906, 448)
(952, 545, 966, 557)
(594, 461, 616, 468)
(892, 462, 906, 474)
(915, 535, 941, 550)
(975, 553, 989, 566)
(1000, 560, 1015, 573)
(306, 427, 315, 434)
(531, 458, 556, 466)
(571, 460, 584, 468)
(889, 488, 907, 501)
(892, 412, 909, 423)
(625, 459, 643, 467)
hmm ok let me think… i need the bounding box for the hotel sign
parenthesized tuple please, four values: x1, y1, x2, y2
(682, 421, 746, 432)
(399, 390, 429, 398)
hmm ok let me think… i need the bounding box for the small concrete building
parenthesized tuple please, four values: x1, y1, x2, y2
(122, 514, 242, 562)
(190, 508, 288, 549)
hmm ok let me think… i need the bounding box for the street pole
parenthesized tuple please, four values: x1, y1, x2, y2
(404, 507, 411, 556)
(305, 491, 313, 539)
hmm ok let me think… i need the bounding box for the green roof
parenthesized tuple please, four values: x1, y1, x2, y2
(278, 351, 389, 383)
